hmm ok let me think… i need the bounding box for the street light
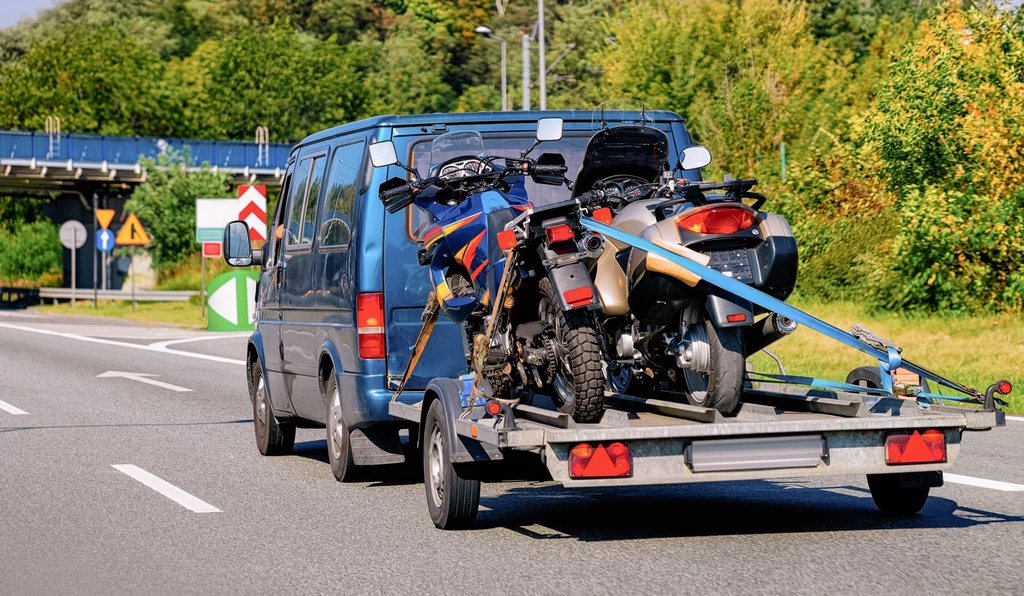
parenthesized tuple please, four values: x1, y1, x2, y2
(475, 26, 508, 111)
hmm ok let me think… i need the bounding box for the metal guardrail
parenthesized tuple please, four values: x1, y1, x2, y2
(38, 288, 198, 302)
(0, 130, 292, 169)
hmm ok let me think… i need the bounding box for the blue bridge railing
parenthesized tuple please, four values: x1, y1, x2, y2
(0, 130, 293, 170)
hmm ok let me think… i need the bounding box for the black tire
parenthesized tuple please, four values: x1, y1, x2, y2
(250, 362, 295, 456)
(682, 319, 744, 416)
(423, 399, 480, 529)
(868, 474, 930, 515)
(325, 373, 360, 482)
(538, 278, 605, 423)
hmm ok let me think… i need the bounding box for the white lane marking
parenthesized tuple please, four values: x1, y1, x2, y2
(0, 322, 245, 366)
(0, 399, 28, 415)
(147, 335, 246, 350)
(945, 473, 1024, 492)
(112, 465, 221, 513)
(1006, 415, 1024, 423)
(96, 371, 193, 392)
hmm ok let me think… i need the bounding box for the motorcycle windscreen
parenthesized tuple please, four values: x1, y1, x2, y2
(382, 204, 469, 390)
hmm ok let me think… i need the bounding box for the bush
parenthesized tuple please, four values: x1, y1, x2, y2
(0, 220, 63, 284)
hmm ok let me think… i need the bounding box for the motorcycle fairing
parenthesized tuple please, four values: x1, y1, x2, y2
(572, 126, 670, 196)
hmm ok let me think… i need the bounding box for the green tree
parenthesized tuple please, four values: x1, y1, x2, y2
(124, 149, 231, 271)
(0, 220, 63, 284)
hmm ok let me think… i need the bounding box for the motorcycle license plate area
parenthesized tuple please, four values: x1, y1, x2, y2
(707, 249, 754, 284)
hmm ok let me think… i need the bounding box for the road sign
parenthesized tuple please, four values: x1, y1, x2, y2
(59, 220, 87, 249)
(202, 242, 222, 258)
(95, 209, 116, 230)
(96, 229, 115, 253)
(115, 213, 151, 246)
(207, 270, 259, 331)
(196, 186, 267, 246)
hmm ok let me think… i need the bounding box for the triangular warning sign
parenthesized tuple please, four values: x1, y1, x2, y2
(115, 213, 151, 246)
(95, 209, 116, 230)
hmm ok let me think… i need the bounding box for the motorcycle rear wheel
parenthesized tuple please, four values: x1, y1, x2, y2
(538, 278, 606, 423)
(681, 319, 744, 416)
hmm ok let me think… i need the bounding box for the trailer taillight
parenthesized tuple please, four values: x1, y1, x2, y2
(569, 442, 632, 478)
(356, 292, 386, 359)
(545, 223, 575, 244)
(885, 429, 946, 465)
(677, 205, 755, 235)
(997, 380, 1012, 395)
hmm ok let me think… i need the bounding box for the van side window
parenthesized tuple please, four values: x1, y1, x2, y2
(320, 140, 366, 249)
(266, 164, 293, 266)
(286, 155, 326, 248)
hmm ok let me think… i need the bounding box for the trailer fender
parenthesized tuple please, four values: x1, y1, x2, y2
(706, 290, 753, 328)
(420, 378, 503, 464)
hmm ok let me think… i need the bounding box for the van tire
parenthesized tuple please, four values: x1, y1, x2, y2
(325, 374, 359, 482)
(539, 278, 605, 423)
(250, 362, 295, 456)
(424, 399, 480, 529)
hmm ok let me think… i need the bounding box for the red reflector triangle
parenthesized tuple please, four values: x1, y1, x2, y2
(583, 445, 617, 477)
(901, 431, 934, 463)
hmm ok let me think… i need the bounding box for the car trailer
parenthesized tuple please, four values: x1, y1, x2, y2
(388, 217, 1011, 530)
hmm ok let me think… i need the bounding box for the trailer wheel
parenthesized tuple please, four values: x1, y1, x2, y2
(867, 474, 930, 515)
(326, 374, 360, 482)
(846, 366, 931, 392)
(250, 362, 295, 456)
(423, 399, 480, 529)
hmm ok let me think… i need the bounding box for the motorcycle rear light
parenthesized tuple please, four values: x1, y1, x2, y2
(497, 229, 518, 250)
(356, 292, 386, 359)
(563, 286, 593, 308)
(593, 207, 613, 225)
(545, 223, 575, 243)
(885, 429, 946, 465)
(997, 380, 1012, 395)
(570, 442, 632, 478)
(726, 313, 748, 323)
(677, 206, 756, 235)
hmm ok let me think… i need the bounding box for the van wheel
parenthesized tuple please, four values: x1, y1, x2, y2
(868, 474, 930, 515)
(250, 362, 295, 456)
(424, 399, 480, 529)
(326, 374, 359, 482)
(538, 278, 605, 423)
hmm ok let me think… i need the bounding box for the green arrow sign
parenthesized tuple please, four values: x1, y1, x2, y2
(207, 270, 259, 331)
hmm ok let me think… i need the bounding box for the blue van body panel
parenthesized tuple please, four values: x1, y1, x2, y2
(251, 110, 693, 430)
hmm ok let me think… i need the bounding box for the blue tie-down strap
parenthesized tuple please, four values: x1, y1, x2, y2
(579, 216, 982, 401)
(747, 371, 885, 395)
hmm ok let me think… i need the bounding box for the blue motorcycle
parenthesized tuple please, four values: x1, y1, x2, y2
(368, 119, 609, 422)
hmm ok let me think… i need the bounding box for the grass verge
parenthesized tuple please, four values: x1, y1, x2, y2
(33, 299, 206, 329)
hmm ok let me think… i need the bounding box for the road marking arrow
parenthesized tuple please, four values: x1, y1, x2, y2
(96, 371, 193, 392)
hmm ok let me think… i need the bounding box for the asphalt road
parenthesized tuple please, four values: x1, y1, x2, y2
(1, 309, 1022, 595)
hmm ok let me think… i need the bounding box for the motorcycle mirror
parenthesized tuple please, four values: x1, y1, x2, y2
(679, 145, 712, 171)
(536, 118, 564, 142)
(369, 141, 399, 168)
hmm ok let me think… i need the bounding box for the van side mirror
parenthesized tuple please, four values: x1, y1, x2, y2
(224, 220, 253, 267)
(536, 118, 564, 142)
(369, 141, 399, 168)
(680, 146, 712, 171)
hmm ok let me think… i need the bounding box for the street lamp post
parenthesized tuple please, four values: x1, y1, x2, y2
(537, 0, 546, 110)
(475, 26, 508, 111)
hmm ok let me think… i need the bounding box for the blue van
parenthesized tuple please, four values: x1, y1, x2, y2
(223, 110, 698, 480)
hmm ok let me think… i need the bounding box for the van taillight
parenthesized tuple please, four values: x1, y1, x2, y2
(677, 205, 756, 235)
(356, 293, 386, 359)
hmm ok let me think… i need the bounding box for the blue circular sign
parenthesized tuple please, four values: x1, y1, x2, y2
(96, 229, 116, 253)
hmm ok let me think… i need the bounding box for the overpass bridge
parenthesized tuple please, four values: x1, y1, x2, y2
(0, 128, 294, 293)
(0, 129, 292, 194)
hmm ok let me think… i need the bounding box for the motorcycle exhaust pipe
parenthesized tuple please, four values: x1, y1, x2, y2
(579, 233, 603, 253)
(743, 313, 798, 357)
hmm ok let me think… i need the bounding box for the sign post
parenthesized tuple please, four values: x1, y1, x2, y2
(95, 210, 116, 300)
(59, 220, 87, 307)
(114, 213, 152, 311)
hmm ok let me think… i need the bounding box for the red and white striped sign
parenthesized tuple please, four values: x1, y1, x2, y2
(238, 185, 267, 242)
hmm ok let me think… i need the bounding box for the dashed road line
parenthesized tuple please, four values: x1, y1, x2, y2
(945, 473, 1024, 492)
(0, 399, 28, 415)
(0, 322, 246, 366)
(112, 464, 221, 513)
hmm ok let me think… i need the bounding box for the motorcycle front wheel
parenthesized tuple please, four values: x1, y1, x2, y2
(681, 319, 745, 416)
(538, 278, 605, 423)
